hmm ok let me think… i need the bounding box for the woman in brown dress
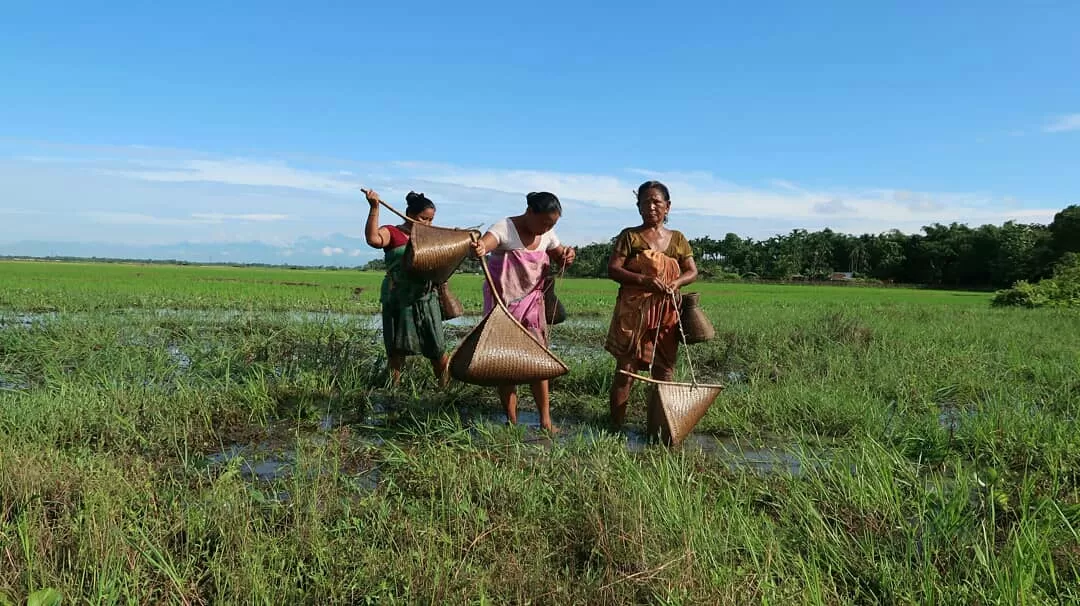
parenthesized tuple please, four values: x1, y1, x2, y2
(604, 181, 698, 428)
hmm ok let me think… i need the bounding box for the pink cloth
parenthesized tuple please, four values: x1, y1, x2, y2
(483, 248, 551, 345)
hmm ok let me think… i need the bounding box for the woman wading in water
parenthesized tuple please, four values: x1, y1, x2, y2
(604, 181, 698, 429)
(363, 189, 450, 387)
(472, 192, 576, 432)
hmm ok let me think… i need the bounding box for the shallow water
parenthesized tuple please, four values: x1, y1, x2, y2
(204, 432, 382, 499)
(466, 409, 813, 475)
(206, 444, 296, 482)
(0, 312, 57, 329)
(166, 344, 192, 370)
(938, 405, 975, 432)
(0, 373, 29, 391)
(6, 307, 783, 476)
(551, 315, 611, 330)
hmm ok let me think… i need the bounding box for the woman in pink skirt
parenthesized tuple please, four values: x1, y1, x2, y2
(472, 192, 576, 432)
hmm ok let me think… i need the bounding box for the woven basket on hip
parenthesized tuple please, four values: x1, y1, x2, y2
(449, 253, 569, 386)
(377, 200, 477, 284)
(436, 282, 464, 321)
(679, 292, 715, 344)
(625, 371, 724, 447)
(543, 277, 567, 325)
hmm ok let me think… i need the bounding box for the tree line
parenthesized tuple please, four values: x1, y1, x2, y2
(402, 204, 1078, 290)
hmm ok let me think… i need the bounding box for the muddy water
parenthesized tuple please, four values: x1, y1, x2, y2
(10, 308, 796, 482)
(206, 398, 814, 503)
(203, 426, 383, 500)
(465, 409, 814, 475)
(0, 373, 28, 391)
(0, 312, 58, 329)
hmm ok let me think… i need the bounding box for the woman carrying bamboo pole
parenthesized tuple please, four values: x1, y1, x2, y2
(363, 189, 450, 387)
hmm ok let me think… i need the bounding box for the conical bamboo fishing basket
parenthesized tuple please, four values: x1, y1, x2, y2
(620, 292, 723, 446)
(378, 200, 478, 284)
(545, 289, 567, 325)
(449, 250, 569, 386)
(621, 371, 724, 446)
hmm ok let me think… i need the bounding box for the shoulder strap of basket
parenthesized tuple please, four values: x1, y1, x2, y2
(671, 290, 699, 387)
(542, 255, 568, 325)
(645, 290, 699, 388)
(472, 232, 506, 310)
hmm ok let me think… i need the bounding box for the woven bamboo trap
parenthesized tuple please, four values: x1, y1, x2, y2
(378, 200, 478, 284)
(620, 291, 724, 446)
(620, 370, 724, 447)
(436, 281, 464, 321)
(449, 251, 569, 386)
(543, 271, 567, 325)
(679, 292, 715, 344)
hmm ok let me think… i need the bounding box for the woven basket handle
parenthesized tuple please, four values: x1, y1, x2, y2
(472, 232, 508, 310)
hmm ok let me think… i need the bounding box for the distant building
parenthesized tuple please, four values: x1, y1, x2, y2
(830, 272, 854, 281)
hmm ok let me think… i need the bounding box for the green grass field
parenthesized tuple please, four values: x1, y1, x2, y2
(1, 260, 1078, 604)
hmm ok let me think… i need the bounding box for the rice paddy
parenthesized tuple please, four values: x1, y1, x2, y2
(1, 259, 1078, 604)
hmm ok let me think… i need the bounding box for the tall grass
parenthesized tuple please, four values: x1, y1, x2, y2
(1, 261, 1078, 604)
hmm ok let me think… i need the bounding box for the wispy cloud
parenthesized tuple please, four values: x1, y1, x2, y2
(0, 142, 1062, 260)
(82, 212, 207, 226)
(1044, 113, 1080, 133)
(812, 199, 857, 215)
(81, 212, 290, 225)
(99, 158, 360, 194)
(190, 213, 289, 222)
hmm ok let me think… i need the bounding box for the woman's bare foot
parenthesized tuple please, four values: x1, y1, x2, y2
(432, 355, 450, 388)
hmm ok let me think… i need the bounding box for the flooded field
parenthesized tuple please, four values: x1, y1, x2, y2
(2, 261, 1079, 603)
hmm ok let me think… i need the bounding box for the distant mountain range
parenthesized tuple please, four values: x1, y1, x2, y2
(0, 234, 381, 267)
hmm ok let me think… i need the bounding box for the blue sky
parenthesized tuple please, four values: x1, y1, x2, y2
(2, 2, 1078, 264)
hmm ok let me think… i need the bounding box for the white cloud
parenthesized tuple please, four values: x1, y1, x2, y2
(404, 163, 1048, 229)
(812, 199, 857, 215)
(83, 212, 206, 226)
(190, 213, 289, 222)
(99, 158, 360, 195)
(79, 211, 288, 226)
(0, 208, 50, 216)
(1044, 114, 1080, 133)
(2, 143, 1063, 253)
